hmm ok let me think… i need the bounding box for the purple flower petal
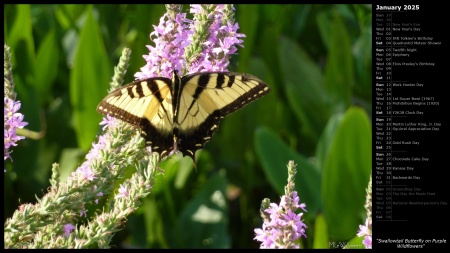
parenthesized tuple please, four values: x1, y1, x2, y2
(63, 223, 76, 237)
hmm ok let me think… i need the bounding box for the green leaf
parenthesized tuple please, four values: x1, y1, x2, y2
(321, 107, 371, 240)
(174, 157, 195, 190)
(278, 37, 331, 143)
(353, 21, 372, 101)
(236, 4, 259, 72)
(323, 12, 354, 109)
(6, 4, 35, 68)
(254, 126, 321, 214)
(35, 29, 59, 106)
(261, 4, 283, 23)
(177, 173, 230, 248)
(70, 6, 112, 151)
(55, 4, 86, 30)
(258, 20, 283, 81)
(142, 198, 169, 248)
(316, 11, 332, 50)
(287, 4, 309, 39)
(315, 113, 343, 173)
(312, 213, 330, 249)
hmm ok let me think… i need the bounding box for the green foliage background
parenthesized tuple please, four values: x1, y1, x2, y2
(4, 4, 372, 249)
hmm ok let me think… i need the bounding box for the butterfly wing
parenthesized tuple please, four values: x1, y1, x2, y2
(176, 72, 270, 160)
(97, 77, 175, 158)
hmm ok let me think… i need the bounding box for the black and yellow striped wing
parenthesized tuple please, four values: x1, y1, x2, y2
(97, 71, 270, 162)
(97, 77, 175, 156)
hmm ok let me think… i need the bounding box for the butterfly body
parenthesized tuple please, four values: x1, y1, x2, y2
(97, 71, 270, 162)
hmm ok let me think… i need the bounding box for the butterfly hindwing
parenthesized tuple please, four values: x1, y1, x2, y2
(97, 71, 270, 162)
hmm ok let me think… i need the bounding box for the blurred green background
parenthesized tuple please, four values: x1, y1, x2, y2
(4, 4, 372, 249)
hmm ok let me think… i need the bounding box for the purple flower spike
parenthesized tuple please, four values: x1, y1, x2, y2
(254, 161, 307, 249)
(135, 11, 192, 79)
(187, 4, 245, 73)
(4, 97, 28, 163)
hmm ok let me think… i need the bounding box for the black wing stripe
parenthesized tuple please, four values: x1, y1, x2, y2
(126, 86, 136, 98)
(135, 82, 144, 97)
(188, 85, 205, 112)
(148, 79, 166, 104)
(227, 75, 235, 87)
(216, 74, 225, 88)
(198, 74, 210, 87)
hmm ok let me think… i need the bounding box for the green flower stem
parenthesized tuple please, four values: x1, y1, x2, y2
(4, 48, 158, 249)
